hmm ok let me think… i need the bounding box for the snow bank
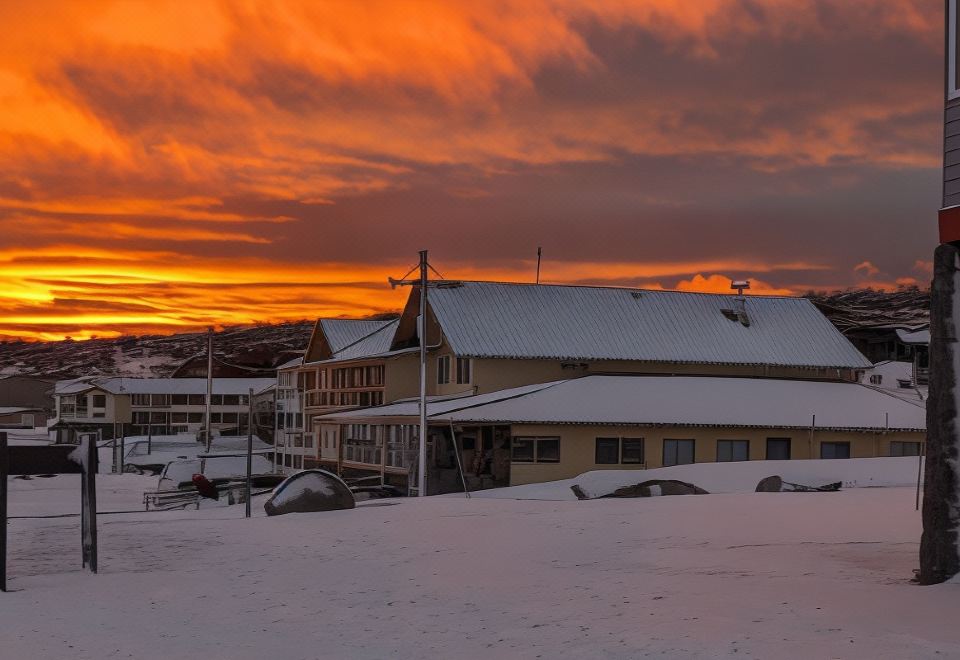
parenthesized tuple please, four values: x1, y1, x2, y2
(473, 456, 924, 500)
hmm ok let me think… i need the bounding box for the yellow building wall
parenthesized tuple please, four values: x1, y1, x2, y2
(507, 423, 926, 486)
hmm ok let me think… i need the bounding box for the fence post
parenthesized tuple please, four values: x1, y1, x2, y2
(1, 432, 8, 592)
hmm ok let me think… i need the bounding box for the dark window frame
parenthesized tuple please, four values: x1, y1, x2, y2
(716, 439, 750, 463)
(512, 436, 560, 464)
(766, 437, 791, 460)
(663, 439, 695, 467)
(437, 355, 451, 385)
(890, 441, 922, 457)
(820, 442, 851, 460)
(455, 357, 472, 384)
(595, 437, 620, 464)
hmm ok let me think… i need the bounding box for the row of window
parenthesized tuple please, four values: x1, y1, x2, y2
(510, 437, 924, 466)
(437, 356, 472, 385)
(131, 411, 245, 425)
(130, 394, 249, 407)
(276, 412, 304, 430)
(305, 390, 383, 408)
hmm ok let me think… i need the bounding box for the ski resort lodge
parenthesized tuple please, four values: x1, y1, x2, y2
(52, 377, 276, 441)
(274, 281, 926, 494)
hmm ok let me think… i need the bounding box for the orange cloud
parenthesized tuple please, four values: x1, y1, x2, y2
(0, 1, 939, 339)
(673, 274, 794, 296)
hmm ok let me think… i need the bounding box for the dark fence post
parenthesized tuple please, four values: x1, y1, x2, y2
(1, 432, 7, 592)
(84, 436, 98, 574)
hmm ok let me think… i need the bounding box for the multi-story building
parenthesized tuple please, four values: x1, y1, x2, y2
(53, 377, 275, 441)
(312, 280, 895, 493)
(274, 318, 420, 473)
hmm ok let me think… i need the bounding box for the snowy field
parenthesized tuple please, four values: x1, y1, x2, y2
(2, 468, 959, 659)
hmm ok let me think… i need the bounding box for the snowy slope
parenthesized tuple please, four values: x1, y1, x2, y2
(2, 473, 959, 659)
(472, 456, 925, 501)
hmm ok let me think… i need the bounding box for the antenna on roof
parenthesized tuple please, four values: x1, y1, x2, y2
(536, 247, 542, 284)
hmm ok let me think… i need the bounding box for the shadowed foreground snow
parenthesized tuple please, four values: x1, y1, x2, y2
(2, 474, 958, 659)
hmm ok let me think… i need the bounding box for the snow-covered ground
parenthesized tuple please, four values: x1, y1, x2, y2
(2, 467, 959, 659)
(476, 456, 926, 500)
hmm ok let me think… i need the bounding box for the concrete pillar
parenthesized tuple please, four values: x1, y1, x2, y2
(920, 242, 960, 584)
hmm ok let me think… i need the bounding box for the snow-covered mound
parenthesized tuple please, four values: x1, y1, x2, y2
(473, 456, 924, 500)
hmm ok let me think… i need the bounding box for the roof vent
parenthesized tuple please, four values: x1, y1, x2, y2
(630, 291, 643, 299)
(721, 305, 751, 327)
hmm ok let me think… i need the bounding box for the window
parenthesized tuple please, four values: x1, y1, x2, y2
(512, 438, 534, 462)
(455, 357, 472, 384)
(171, 413, 189, 423)
(717, 440, 749, 462)
(766, 438, 791, 461)
(511, 437, 560, 463)
(188, 412, 203, 423)
(188, 394, 205, 406)
(594, 437, 645, 465)
(151, 394, 170, 406)
(223, 395, 240, 406)
(595, 438, 620, 464)
(890, 441, 922, 457)
(663, 439, 695, 466)
(131, 394, 151, 406)
(868, 374, 882, 385)
(621, 439, 644, 464)
(91, 394, 106, 408)
(172, 394, 189, 405)
(820, 442, 851, 459)
(437, 355, 451, 385)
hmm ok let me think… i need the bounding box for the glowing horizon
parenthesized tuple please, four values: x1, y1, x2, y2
(0, 1, 941, 341)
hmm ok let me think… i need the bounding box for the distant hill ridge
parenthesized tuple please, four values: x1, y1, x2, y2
(0, 288, 930, 378)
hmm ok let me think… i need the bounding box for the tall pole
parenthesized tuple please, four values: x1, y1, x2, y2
(536, 246, 542, 284)
(205, 327, 213, 452)
(418, 250, 428, 497)
(921, 1, 960, 584)
(245, 387, 253, 518)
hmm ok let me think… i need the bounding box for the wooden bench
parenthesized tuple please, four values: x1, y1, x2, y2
(143, 489, 201, 511)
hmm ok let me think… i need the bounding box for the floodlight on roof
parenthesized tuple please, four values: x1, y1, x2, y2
(731, 280, 751, 297)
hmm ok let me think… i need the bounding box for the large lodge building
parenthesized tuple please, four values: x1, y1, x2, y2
(274, 281, 926, 495)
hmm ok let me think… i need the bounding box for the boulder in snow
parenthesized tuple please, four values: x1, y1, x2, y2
(264, 469, 355, 516)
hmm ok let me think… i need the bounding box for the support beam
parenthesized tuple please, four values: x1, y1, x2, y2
(920, 243, 960, 584)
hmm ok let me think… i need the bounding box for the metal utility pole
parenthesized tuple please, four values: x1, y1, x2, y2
(204, 327, 214, 452)
(536, 247, 542, 284)
(389, 250, 438, 497)
(417, 251, 428, 497)
(920, 0, 960, 584)
(245, 387, 253, 518)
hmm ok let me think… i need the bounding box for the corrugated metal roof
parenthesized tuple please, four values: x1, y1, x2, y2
(321, 375, 925, 432)
(330, 319, 399, 360)
(320, 319, 398, 359)
(316, 381, 560, 421)
(440, 375, 924, 431)
(426, 282, 871, 369)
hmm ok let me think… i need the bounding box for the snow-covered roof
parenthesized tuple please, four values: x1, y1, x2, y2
(277, 356, 304, 370)
(0, 406, 43, 415)
(422, 282, 871, 369)
(55, 378, 276, 396)
(321, 318, 398, 358)
(316, 381, 558, 421)
(321, 375, 925, 432)
(896, 327, 930, 345)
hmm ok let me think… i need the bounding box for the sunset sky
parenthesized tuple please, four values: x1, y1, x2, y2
(0, 0, 943, 341)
